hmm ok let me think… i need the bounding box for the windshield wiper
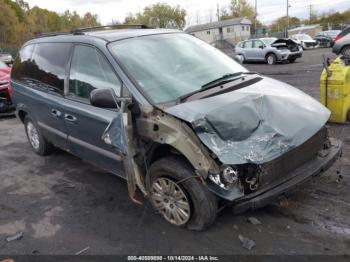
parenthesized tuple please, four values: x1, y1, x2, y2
(177, 71, 259, 104)
(201, 71, 258, 89)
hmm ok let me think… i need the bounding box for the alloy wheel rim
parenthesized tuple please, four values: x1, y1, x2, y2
(151, 177, 191, 226)
(27, 122, 40, 150)
(267, 56, 274, 64)
(343, 47, 350, 58)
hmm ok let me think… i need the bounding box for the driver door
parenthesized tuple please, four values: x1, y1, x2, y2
(64, 44, 125, 177)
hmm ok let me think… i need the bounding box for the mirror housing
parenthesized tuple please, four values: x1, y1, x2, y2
(259, 45, 264, 49)
(90, 88, 119, 108)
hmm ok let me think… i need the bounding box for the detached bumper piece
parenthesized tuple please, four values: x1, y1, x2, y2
(232, 138, 342, 213)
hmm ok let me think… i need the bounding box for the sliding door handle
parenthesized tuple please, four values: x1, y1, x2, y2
(51, 109, 62, 117)
(64, 114, 77, 122)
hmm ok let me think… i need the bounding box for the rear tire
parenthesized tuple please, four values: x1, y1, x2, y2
(266, 53, 277, 65)
(24, 116, 53, 156)
(147, 156, 218, 231)
(235, 54, 245, 64)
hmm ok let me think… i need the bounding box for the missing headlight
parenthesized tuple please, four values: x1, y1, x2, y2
(208, 165, 240, 190)
(221, 165, 238, 184)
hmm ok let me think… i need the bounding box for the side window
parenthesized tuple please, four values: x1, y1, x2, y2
(31, 43, 72, 94)
(244, 41, 253, 48)
(68, 45, 121, 101)
(11, 44, 35, 83)
(253, 40, 263, 48)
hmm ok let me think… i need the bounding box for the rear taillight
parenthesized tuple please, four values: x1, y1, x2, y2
(335, 34, 343, 42)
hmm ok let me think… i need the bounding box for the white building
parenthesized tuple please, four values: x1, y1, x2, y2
(185, 17, 252, 45)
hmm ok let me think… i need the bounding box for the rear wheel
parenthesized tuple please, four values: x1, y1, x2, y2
(24, 116, 53, 156)
(235, 54, 245, 64)
(266, 53, 277, 65)
(147, 156, 218, 231)
(341, 46, 350, 58)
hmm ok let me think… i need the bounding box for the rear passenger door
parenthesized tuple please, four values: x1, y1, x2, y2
(64, 45, 125, 177)
(243, 40, 254, 60)
(30, 43, 72, 149)
(11, 43, 71, 150)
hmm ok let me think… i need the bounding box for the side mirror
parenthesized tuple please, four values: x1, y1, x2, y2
(259, 45, 264, 49)
(90, 88, 119, 109)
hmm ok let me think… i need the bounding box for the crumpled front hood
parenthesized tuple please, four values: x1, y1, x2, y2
(165, 77, 330, 165)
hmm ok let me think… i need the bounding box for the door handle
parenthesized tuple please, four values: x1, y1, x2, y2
(51, 109, 62, 117)
(64, 114, 77, 122)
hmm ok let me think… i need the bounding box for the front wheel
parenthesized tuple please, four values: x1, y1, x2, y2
(341, 46, 350, 58)
(289, 58, 296, 63)
(147, 156, 218, 231)
(266, 53, 277, 65)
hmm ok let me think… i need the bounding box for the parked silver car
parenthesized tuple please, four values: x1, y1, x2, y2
(332, 26, 350, 58)
(235, 38, 303, 65)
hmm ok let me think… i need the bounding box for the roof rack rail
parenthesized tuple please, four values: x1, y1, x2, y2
(71, 24, 150, 34)
(34, 32, 71, 38)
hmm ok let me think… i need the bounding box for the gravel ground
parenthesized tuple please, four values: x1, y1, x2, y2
(0, 48, 349, 255)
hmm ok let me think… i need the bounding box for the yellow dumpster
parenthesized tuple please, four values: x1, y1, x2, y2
(320, 57, 350, 123)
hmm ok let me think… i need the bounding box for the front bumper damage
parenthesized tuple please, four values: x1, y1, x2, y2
(231, 138, 342, 213)
(279, 51, 302, 61)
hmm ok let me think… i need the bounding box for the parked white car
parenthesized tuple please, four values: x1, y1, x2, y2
(290, 34, 318, 49)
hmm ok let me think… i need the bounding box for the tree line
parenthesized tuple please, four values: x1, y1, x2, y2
(1, 0, 350, 48)
(0, 0, 100, 48)
(216, 0, 350, 33)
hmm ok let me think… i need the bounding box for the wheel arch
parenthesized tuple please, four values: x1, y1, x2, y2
(265, 52, 277, 60)
(17, 109, 27, 123)
(147, 142, 192, 168)
(137, 112, 221, 178)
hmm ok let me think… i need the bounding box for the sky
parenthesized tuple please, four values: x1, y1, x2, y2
(24, 0, 350, 27)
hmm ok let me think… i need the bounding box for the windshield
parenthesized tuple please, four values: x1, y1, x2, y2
(109, 33, 247, 103)
(261, 38, 277, 46)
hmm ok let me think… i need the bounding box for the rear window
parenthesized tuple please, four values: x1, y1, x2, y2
(12, 42, 71, 94)
(244, 41, 253, 48)
(339, 26, 350, 37)
(11, 44, 35, 83)
(237, 42, 244, 48)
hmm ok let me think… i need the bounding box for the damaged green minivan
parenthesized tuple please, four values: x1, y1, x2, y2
(11, 26, 342, 230)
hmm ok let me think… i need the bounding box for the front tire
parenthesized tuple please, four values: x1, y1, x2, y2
(24, 116, 53, 156)
(289, 58, 296, 63)
(147, 156, 218, 231)
(266, 53, 277, 65)
(341, 46, 350, 58)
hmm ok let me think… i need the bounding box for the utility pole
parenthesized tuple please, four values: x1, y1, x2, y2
(255, 0, 257, 37)
(309, 5, 313, 25)
(217, 4, 220, 21)
(286, 0, 290, 38)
